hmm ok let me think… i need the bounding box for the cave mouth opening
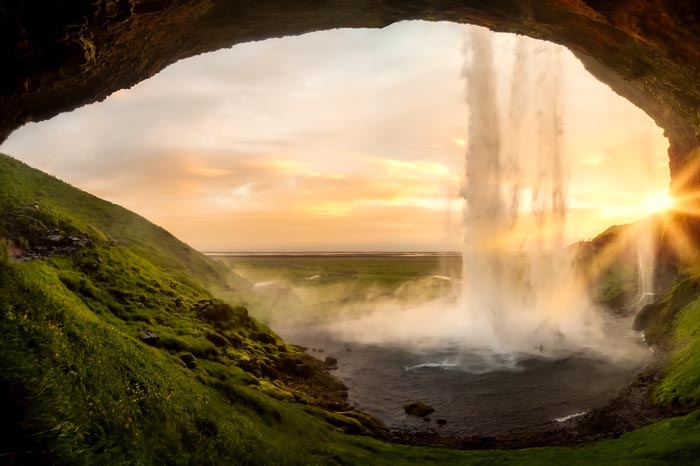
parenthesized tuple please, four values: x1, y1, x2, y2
(1, 21, 671, 252)
(0, 21, 672, 441)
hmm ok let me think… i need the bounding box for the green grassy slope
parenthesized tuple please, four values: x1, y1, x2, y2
(0, 154, 229, 289)
(0, 261, 341, 465)
(1, 152, 700, 465)
(0, 153, 363, 464)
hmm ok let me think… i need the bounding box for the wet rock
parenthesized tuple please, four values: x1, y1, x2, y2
(179, 352, 197, 369)
(324, 356, 338, 369)
(325, 401, 346, 411)
(403, 401, 435, 417)
(138, 330, 160, 347)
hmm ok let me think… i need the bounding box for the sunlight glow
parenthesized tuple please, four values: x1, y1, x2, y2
(599, 190, 674, 220)
(642, 191, 675, 215)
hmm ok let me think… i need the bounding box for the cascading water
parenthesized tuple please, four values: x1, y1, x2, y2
(460, 28, 603, 356)
(460, 27, 508, 341)
(636, 217, 656, 308)
(635, 132, 656, 309)
(273, 27, 653, 435)
(302, 27, 649, 366)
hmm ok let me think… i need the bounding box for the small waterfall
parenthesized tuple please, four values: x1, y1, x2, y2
(636, 132, 656, 309)
(460, 28, 600, 355)
(636, 216, 655, 308)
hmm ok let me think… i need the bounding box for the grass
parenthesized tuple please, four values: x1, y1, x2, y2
(4, 259, 700, 466)
(1, 152, 700, 465)
(217, 254, 461, 287)
(653, 288, 700, 407)
(0, 154, 230, 289)
(0, 153, 355, 464)
(214, 254, 460, 324)
(0, 261, 351, 465)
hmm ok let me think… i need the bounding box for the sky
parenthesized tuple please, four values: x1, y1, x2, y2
(0, 21, 670, 252)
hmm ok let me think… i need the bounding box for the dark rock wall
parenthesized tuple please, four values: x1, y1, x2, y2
(2, 0, 699, 191)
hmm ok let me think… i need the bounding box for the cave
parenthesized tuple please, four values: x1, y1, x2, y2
(2, 2, 700, 464)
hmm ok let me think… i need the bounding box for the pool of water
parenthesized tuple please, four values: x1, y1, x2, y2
(279, 324, 650, 436)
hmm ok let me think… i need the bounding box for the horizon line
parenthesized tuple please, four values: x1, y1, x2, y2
(203, 250, 462, 256)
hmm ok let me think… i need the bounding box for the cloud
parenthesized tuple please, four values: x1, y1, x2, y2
(0, 21, 669, 251)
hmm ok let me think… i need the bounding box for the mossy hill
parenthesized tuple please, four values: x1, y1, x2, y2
(573, 217, 686, 315)
(2, 152, 700, 465)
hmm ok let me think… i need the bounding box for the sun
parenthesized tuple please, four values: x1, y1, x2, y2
(641, 191, 675, 216)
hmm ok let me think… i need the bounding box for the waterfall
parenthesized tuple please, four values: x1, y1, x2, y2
(636, 132, 656, 309)
(460, 28, 599, 355)
(636, 216, 655, 308)
(461, 26, 507, 336)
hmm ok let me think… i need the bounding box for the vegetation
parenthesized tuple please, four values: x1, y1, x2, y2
(215, 254, 459, 324)
(0, 260, 340, 465)
(0, 154, 365, 464)
(1, 152, 700, 465)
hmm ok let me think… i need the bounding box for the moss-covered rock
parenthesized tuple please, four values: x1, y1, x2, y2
(205, 331, 229, 348)
(634, 277, 700, 346)
(179, 352, 198, 369)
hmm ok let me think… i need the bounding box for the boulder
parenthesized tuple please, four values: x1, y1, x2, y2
(403, 401, 435, 417)
(324, 356, 338, 369)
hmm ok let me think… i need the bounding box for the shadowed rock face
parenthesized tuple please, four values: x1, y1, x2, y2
(2, 1, 699, 190)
